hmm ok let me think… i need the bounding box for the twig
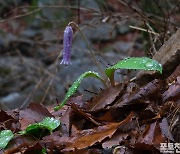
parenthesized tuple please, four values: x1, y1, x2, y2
(117, 0, 162, 30)
(129, 25, 159, 36)
(0, 5, 100, 24)
(0, 8, 41, 24)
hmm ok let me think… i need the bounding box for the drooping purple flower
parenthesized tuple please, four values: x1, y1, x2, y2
(60, 25, 73, 66)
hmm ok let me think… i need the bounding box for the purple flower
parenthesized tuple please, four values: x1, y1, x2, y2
(60, 25, 73, 66)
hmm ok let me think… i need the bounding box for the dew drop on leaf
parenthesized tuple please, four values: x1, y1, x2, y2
(145, 62, 154, 68)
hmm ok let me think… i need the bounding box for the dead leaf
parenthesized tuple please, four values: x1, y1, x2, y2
(84, 84, 124, 111)
(134, 120, 167, 150)
(159, 118, 174, 141)
(113, 79, 163, 108)
(0, 110, 20, 132)
(0, 110, 15, 122)
(163, 80, 180, 103)
(41, 112, 134, 152)
(102, 132, 128, 149)
(63, 112, 134, 152)
(19, 103, 53, 130)
(96, 111, 114, 122)
(23, 143, 43, 154)
(68, 96, 85, 108)
(60, 106, 73, 135)
(71, 103, 103, 126)
(166, 64, 180, 84)
(3, 135, 37, 154)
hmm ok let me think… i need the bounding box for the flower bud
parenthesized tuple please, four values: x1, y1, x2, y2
(60, 25, 73, 66)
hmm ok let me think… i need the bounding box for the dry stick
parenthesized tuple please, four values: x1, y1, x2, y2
(168, 106, 180, 143)
(40, 76, 54, 104)
(78, 0, 81, 24)
(169, 106, 180, 131)
(18, 5, 100, 13)
(39, 49, 62, 104)
(20, 52, 62, 108)
(129, 25, 159, 36)
(68, 22, 109, 87)
(146, 23, 158, 54)
(117, 0, 162, 30)
(20, 77, 43, 109)
(0, 8, 41, 24)
(0, 5, 100, 24)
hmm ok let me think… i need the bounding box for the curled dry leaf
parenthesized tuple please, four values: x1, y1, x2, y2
(113, 79, 163, 108)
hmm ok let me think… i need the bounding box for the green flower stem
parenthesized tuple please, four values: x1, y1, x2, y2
(68, 22, 109, 87)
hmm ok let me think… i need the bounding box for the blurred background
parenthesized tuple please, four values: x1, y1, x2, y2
(0, 0, 179, 110)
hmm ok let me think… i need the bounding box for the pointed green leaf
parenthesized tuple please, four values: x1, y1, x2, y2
(105, 57, 162, 83)
(54, 71, 103, 110)
(0, 130, 14, 149)
(20, 117, 60, 137)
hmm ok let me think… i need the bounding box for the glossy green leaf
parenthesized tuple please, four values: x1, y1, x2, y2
(105, 57, 162, 84)
(38, 117, 60, 131)
(20, 117, 60, 137)
(0, 130, 14, 149)
(54, 71, 103, 110)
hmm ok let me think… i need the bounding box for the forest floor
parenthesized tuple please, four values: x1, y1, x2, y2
(0, 0, 179, 153)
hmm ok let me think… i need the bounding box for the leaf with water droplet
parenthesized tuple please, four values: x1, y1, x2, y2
(105, 57, 162, 84)
(19, 117, 60, 137)
(54, 71, 103, 110)
(0, 130, 14, 149)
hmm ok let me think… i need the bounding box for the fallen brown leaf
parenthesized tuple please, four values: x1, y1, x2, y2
(134, 120, 167, 150)
(3, 135, 37, 154)
(84, 84, 124, 111)
(63, 112, 134, 152)
(113, 79, 163, 108)
(19, 103, 53, 130)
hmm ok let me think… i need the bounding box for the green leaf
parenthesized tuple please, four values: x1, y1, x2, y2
(38, 117, 60, 132)
(0, 130, 14, 149)
(105, 57, 162, 84)
(41, 148, 47, 154)
(21, 117, 60, 137)
(54, 71, 103, 110)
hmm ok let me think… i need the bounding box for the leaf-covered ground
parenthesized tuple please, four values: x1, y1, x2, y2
(0, 0, 180, 153)
(0, 29, 179, 154)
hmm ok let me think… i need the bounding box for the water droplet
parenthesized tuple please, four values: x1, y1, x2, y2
(142, 60, 147, 63)
(145, 62, 153, 68)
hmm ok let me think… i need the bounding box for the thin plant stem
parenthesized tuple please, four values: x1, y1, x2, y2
(68, 22, 109, 87)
